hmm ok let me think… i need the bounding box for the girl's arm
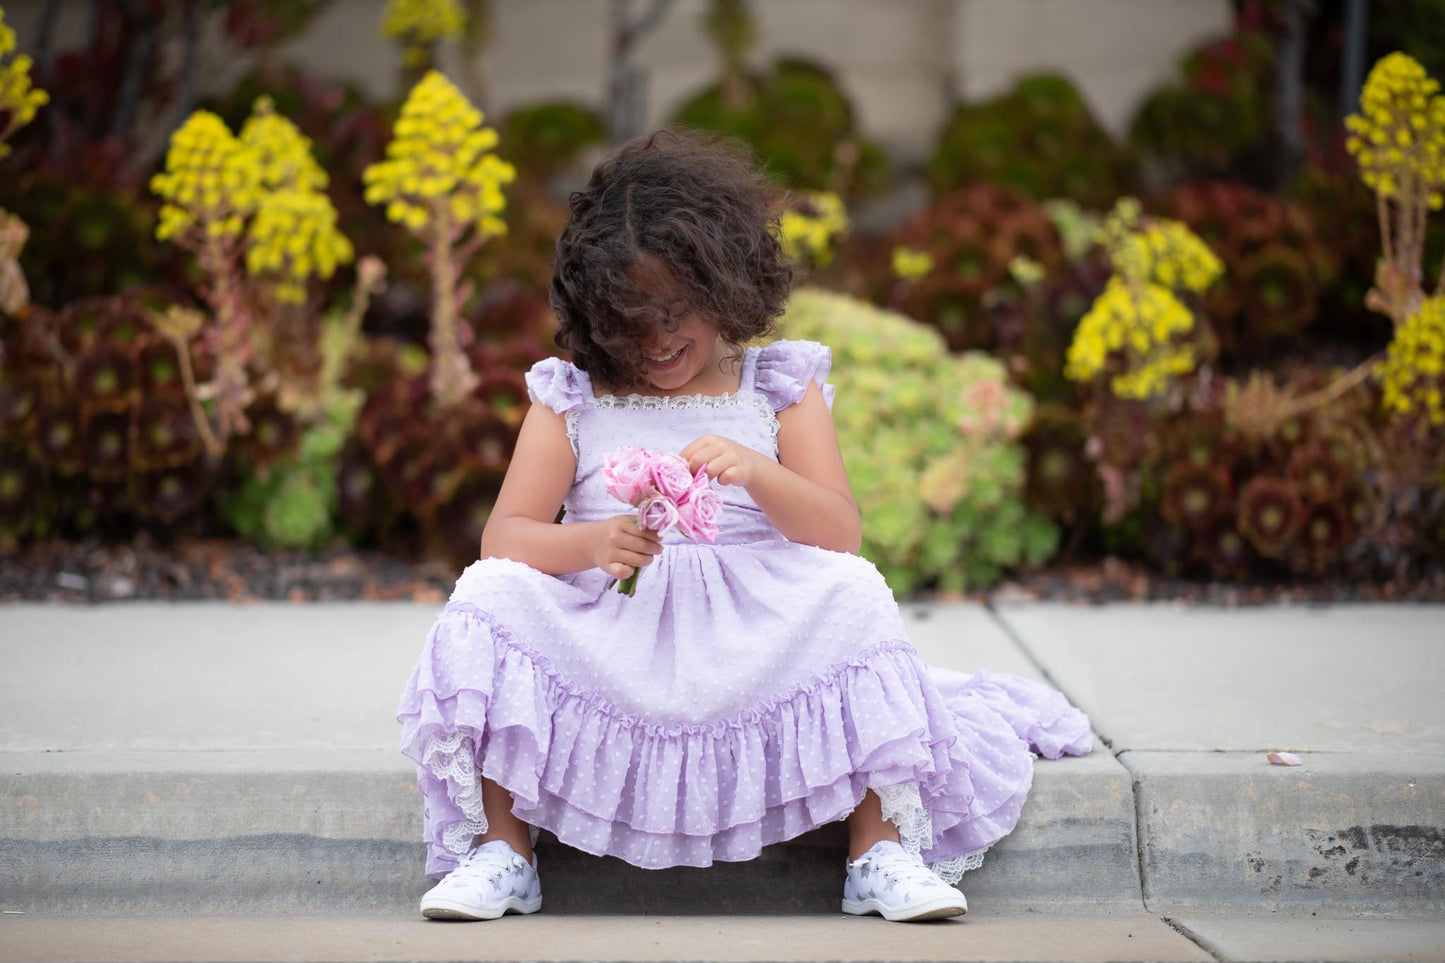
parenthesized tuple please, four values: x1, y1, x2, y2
(754, 381, 861, 553)
(482, 401, 661, 577)
(685, 381, 861, 554)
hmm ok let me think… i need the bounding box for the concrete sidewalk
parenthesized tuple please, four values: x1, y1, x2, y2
(1, 600, 1442, 962)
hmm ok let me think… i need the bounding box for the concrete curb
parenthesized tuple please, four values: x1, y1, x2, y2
(0, 749, 1139, 914)
(1122, 750, 1445, 915)
(4, 601, 1443, 918)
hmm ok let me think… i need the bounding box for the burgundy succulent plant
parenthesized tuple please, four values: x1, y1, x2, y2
(879, 184, 1065, 352)
(1023, 405, 1097, 519)
(1161, 463, 1233, 531)
(1287, 443, 1349, 505)
(1155, 182, 1336, 358)
(1293, 501, 1352, 571)
(1194, 519, 1255, 579)
(1236, 475, 1303, 558)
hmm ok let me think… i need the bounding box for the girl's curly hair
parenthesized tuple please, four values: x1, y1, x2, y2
(549, 128, 793, 390)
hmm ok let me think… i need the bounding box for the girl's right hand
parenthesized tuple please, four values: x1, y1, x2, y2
(590, 515, 663, 580)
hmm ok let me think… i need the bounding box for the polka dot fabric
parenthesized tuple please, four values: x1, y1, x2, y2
(397, 339, 1093, 880)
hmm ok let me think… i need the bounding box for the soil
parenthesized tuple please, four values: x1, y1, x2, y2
(3, 536, 1442, 606)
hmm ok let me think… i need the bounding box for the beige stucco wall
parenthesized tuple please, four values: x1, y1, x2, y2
(7, 0, 1232, 162)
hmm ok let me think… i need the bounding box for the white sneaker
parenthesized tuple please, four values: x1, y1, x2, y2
(841, 839, 968, 922)
(419, 839, 542, 920)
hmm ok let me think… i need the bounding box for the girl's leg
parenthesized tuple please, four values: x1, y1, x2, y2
(845, 789, 901, 860)
(473, 775, 534, 862)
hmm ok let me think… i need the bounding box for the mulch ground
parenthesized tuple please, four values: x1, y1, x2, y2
(3, 536, 1442, 606)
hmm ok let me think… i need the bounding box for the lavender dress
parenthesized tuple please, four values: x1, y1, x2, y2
(398, 339, 1093, 882)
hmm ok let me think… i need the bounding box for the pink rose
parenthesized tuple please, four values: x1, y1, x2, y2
(649, 452, 694, 503)
(603, 446, 655, 506)
(637, 495, 680, 534)
(682, 465, 710, 504)
(677, 487, 722, 543)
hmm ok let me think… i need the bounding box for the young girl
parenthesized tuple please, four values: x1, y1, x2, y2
(397, 129, 1093, 923)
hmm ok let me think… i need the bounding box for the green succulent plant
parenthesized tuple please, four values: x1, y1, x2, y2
(221, 402, 352, 551)
(779, 287, 1056, 595)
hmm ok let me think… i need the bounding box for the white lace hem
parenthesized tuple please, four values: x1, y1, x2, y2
(422, 731, 489, 856)
(420, 733, 974, 877)
(875, 781, 988, 885)
(421, 731, 539, 855)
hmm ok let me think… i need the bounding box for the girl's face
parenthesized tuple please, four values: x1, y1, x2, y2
(623, 254, 725, 394)
(639, 303, 722, 393)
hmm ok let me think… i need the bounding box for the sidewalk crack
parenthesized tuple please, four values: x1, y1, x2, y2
(1162, 915, 1227, 961)
(985, 602, 1148, 912)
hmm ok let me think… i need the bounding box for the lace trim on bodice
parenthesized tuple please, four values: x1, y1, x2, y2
(563, 391, 781, 459)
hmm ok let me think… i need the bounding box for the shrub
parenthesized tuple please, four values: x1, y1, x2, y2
(779, 288, 1056, 595)
(930, 74, 1134, 209)
(672, 57, 890, 199)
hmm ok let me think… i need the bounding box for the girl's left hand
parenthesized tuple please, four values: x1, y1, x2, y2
(681, 434, 764, 488)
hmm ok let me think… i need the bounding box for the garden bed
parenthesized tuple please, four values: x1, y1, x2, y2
(4, 536, 1440, 607)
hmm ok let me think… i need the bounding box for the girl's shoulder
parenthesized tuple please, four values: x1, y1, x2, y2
(752, 338, 835, 413)
(525, 356, 593, 415)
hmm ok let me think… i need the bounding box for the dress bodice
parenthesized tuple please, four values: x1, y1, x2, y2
(524, 340, 835, 547)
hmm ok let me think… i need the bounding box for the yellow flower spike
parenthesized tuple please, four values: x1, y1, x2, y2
(239, 96, 328, 193)
(779, 191, 849, 268)
(0, 8, 48, 149)
(247, 185, 353, 295)
(1380, 296, 1445, 423)
(152, 110, 260, 245)
(1347, 52, 1445, 201)
(364, 70, 512, 242)
(380, 0, 466, 60)
(1064, 201, 1218, 398)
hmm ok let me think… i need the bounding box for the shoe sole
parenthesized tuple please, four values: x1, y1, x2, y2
(841, 895, 967, 922)
(420, 895, 542, 921)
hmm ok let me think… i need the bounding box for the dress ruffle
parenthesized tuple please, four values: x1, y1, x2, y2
(524, 356, 593, 415)
(398, 601, 1093, 880)
(753, 339, 836, 413)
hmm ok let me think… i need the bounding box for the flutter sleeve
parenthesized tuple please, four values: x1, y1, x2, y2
(524, 357, 592, 415)
(753, 339, 836, 413)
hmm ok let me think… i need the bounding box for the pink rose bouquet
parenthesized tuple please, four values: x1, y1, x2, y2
(602, 446, 722, 595)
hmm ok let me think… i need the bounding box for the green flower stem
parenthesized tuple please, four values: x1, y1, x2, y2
(606, 568, 641, 596)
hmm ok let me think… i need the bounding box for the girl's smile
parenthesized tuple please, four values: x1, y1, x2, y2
(646, 344, 687, 370)
(634, 309, 730, 395)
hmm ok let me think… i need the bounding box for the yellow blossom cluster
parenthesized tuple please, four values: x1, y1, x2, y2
(1065, 277, 1197, 399)
(363, 71, 515, 238)
(0, 5, 50, 158)
(1345, 52, 1445, 210)
(1379, 295, 1445, 424)
(239, 100, 352, 300)
(380, 0, 467, 67)
(248, 189, 355, 304)
(239, 97, 328, 193)
(1114, 220, 1221, 293)
(1065, 198, 1222, 399)
(151, 111, 264, 243)
(779, 191, 849, 267)
(152, 102, 352, 299)
(891, 246, 934, 281)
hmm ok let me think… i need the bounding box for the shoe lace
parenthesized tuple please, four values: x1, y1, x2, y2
(868, 851, 950, 889)
(450, 846, 529, 886)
